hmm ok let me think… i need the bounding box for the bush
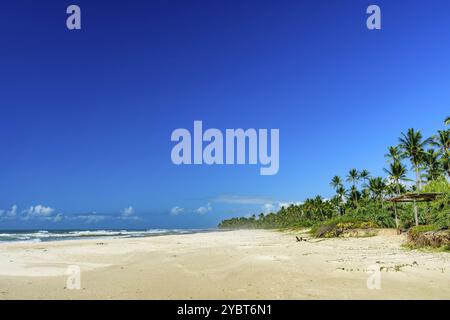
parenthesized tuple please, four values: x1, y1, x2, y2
(407, 225, 450, 249)
(311, 216, 378, 238)
(420, 178, 450, 228)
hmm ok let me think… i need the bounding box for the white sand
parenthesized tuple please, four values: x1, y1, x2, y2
(0, 229, 449, 299)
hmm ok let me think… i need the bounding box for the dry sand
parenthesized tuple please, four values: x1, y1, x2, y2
(0, 229, 449, 299)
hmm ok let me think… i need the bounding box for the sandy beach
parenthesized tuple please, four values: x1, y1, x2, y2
(0, 229, 449, 299)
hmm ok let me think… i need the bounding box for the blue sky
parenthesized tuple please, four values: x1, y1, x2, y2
(0, 0, 449, 229)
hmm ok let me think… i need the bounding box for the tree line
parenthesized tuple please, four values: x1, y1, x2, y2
(218, 117, 450, 231)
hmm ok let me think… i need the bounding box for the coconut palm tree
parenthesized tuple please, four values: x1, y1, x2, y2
(330, 175, 343, 190)
(368, 177, 386, 204)
(348, 185, 360, 207)
(441, 152, 450, 178)
(384, 146, 403, 163)
(346, 169, 360, 187)
(384, 161, 409, 194)
(330, 176, 346, 215)
(336, 185, 347, 200)
(398, 128, 431, 191)
(432, 130, 450, 155)
(399, 128, 432, 226)
(422, 149, 443, 182)
(433, 124, 449, 178)
(384, 160, 410, 230)
(359, 169, 371, 186)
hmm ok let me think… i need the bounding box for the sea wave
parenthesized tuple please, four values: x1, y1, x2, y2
(0, 229, 208, 243)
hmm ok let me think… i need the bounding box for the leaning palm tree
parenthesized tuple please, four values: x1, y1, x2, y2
(399, 128, 432, 226)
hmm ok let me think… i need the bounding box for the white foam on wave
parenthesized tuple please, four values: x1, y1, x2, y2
(0, 229, 202, 243)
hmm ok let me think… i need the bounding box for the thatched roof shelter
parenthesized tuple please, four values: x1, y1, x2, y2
(385, 192, 443, 203)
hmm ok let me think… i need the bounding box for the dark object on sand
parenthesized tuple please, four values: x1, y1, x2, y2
(296, 236, 307, 242)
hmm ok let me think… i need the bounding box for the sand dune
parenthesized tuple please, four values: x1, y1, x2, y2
(0, 230, 449, 299)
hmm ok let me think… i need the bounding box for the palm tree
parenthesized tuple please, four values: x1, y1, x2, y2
(423, 149, 443, 182)
(330, 176, 346, 215)
(367, 177, 386, 204)
(336, 185, 347, 201)
(441, 151, 450, 178)
(384, 146, 403, 163)
(359, 169, 371, 185)
(349, 185, 360, 207)
(384, 161, 410, 230)
(445, 116, 450, 126)
(346, 169, 360, 206)
(432, 129, 450, 155)
(398, 128, 432, 226)
(346, 169, 360, 187)
(330, 175, 343, 190)
(383, 161, 409, 195)
(398, 128, 431, 191)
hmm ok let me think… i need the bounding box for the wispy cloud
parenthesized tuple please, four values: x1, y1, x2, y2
(170, 206, 184, 216)
(0, 205, 17, 220)
(121, 206, 134, 217)
(52, 213, 64, 223)
(195, 203, 212, 215)
(71, 214, 107, 224)
(119, 206, 140, 221)
(213, 194, 275, 205)
(278, 201, 303, 208)
(262, 203, 276, 213)
(7, 205, 17, 217)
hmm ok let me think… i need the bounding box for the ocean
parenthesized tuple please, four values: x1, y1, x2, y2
(0, 229, 213, 243)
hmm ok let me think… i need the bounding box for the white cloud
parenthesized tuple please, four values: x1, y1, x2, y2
(262, 203, 276, 213)
(23, 205, 55, 218)
(52, 213, 63, 223)
(0, 205, 18, 219)
(170, 206, 184, 216)
(72, 214, 106, 224)
(195, 203, 212, 215)
(121, 206, 134, 217)
(278, 201, 303, 208)
(213, 194, 274, 205)
(7, 205, 18, 217)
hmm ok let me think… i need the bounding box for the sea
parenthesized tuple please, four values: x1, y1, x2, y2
(0, 229, 213, 243)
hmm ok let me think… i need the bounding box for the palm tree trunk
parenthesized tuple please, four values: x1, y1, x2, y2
(393, 203, 400, 233)
(414, 167, 420, 226)
(415, 166, 421, 191)
(413, 200, 419, 226)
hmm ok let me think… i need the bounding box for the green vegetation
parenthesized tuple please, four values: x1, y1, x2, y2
(218, 117, 450, 240)
(407, 225, 450, 250)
